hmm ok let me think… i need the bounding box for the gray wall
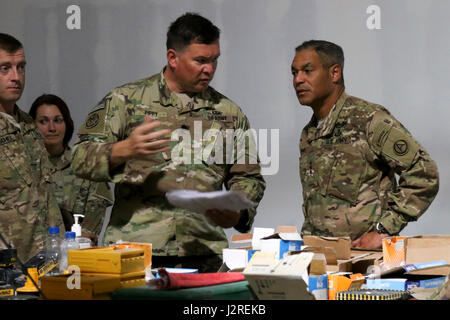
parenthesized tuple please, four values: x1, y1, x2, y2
(1, 0, 448, 241)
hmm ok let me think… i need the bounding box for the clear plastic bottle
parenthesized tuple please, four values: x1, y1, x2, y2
(59, 231, 80, 274)
(45, 227, 61, 276)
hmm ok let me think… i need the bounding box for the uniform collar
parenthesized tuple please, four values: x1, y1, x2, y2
(304, 91, 349, 140)
(0, 105, 30, 134)
(50, 147, 72, 170)
(157, 68, 214, 113)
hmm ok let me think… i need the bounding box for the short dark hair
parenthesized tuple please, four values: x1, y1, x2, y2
(29, 94, 75, 148)
(0, 33, 23, 53)
(296, 40, 345, 84)
(166, 12, 220, 51)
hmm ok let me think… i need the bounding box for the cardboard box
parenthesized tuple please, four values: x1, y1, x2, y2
(327, 273, 365, 300)
(302, 236, 353, 273)
(382, 235, 450, 268)
(382, 236, 408, 268)
(306, 253, 328, 300)
(260, 226, 303, 260)
(223, 226, 299, 270)
(303, 236, 351, 261)
(404, 235, 450, 265)
(308, 274, 328, 300)
(367, 260, 449, 291)
(252, 227, 276, 250)
(409, 275, 450, 300)
(222, 233, 259, 271)
(367, 277, 446, 291)
(337, 250, 382, 274)
(222, 248, 258, 271)
(243, 251, 315, 300)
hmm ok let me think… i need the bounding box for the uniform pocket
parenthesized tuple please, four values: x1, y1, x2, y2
(300, 144, 335, 197)
(0, 142, 31, 202)
(327, 144, 366, 204)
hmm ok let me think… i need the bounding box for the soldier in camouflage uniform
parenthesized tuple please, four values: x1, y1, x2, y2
(291, 40, 439, 249)
(71, 13, 265, 272)
(29, 94, 113, 243)
(0, 34, 64, 262)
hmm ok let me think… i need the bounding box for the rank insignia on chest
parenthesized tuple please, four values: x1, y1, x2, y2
(145, 111, 159, 119)
(207, 113, 228, 121)
(0, 134, 16, 145)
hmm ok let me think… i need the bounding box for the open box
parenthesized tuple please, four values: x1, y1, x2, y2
(260, 226, 303, 260)
(367, 260, 450, 291)
(382, 235, 450, 268)
(243, 251, 316, 300)
(222, 226, 301, 271)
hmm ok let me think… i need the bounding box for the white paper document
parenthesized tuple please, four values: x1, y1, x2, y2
(165, 189, 257, 214)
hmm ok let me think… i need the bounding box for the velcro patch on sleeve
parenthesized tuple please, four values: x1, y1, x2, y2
(380, 126, 419, 167)
(77, 107, 107, 135)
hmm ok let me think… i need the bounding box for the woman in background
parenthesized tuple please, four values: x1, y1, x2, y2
(29, 94, 113, 244)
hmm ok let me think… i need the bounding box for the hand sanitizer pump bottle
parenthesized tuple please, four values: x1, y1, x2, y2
(71, 214, 92, 249)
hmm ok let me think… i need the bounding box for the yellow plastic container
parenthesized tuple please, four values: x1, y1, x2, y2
(110, 242, 152, 268)
(68, 247, 145, 274)
(40, 274, 121, 300)
(83, 270, 146, 288)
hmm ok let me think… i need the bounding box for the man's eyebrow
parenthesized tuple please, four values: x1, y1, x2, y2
(291, 62, 313, 72)
(196, 53, 221, 59)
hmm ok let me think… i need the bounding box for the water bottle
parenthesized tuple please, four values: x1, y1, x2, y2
(59, 231, 80, 274)
(45, 227, 61, 276)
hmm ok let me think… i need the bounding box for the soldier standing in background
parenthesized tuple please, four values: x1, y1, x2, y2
(29, 94, 113, 245)
(71, 13, 265, 272)
(291, 40, 439, 249)
(0, 33, 64, 261)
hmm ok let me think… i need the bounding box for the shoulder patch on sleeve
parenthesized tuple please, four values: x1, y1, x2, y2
(77, 107, 107, 135)
(381, 126, 419, 167)
(369, 113, 420, 168)
(371, 118, 393, 151)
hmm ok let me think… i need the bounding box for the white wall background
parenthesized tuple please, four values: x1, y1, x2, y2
(1, 0, 448, 241)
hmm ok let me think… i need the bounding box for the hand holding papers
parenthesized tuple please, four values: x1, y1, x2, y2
(165, 189, 257, 214)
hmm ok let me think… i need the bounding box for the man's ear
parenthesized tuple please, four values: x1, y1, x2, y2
(167, 49, 178, 69)
(329, 64, 343, 84)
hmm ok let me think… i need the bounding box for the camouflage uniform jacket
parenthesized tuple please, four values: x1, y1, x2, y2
(0, 106, 64, 261)
(71, 69, 266, 256)
(49, 147, 113, 236)
(300, 92, 439, 240)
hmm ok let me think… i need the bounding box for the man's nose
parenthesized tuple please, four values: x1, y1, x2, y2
(294, 73, 305, 86)
(10, 67, 21, 81)
(202, 63, 214, 75)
